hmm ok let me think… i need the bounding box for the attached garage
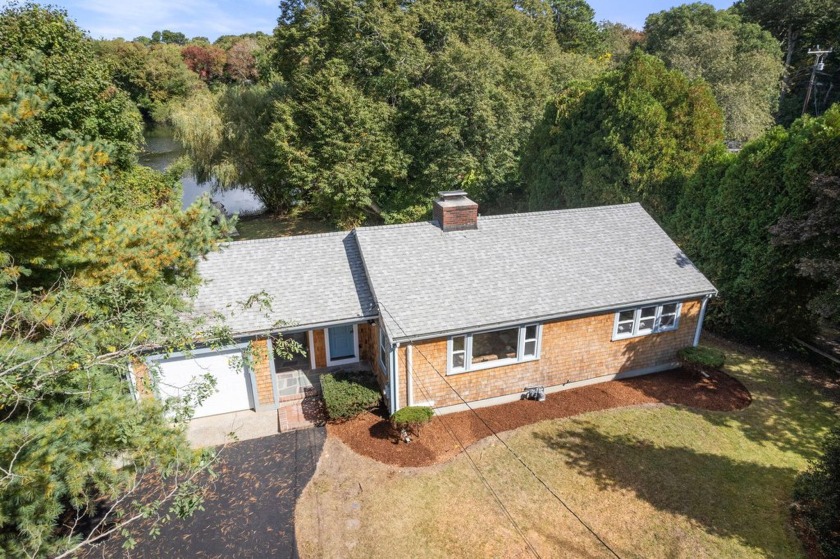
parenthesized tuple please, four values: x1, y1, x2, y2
(154, 349, 255, 419)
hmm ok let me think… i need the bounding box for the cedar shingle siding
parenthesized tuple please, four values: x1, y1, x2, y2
(400, 299, 701, 409)
(251, 338, 274, 406)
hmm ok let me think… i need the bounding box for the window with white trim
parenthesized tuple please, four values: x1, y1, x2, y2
(451, 335, 467, 373)
(447, 324, 541, 375)
(613, 302, 682, 340)
(379, 325, 390, 375)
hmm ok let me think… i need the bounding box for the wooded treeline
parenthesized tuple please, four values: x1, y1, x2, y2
(0, 0, 839, 556)
(170, 0, 838, 343)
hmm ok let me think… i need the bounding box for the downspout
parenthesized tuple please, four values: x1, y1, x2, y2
(406, 343, 413, 407)
(693, 295, 711, 347)
(392, 342, 400, 413)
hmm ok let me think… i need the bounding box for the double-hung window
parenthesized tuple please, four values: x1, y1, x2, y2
(613, 302, 682, 340)
(448, 324, 541, 375)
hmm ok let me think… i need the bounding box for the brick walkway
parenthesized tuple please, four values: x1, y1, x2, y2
(276, 369, 326, 432)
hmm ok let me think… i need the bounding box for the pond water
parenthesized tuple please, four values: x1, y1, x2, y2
(139, 126, 265, 215)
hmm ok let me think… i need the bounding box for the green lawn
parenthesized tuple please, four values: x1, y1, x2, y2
(234, 212, 337, 240)
(295, 337, 838, 558)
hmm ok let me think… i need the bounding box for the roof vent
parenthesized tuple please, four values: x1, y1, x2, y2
(432, 190, 478, 232)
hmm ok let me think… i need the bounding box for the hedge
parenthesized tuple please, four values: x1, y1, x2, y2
(320, 370, 381, 421)
(678, 345, 725, 371)
(793, 425, 840, 558)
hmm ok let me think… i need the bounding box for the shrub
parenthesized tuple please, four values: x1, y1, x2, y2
(320, 370, 381, 421)
(793, 426, 840, 558)
(391, 406, 434, 439)
(678, 345, 725, 371)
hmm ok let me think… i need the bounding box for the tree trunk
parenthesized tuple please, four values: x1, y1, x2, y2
(780, 25, 798, 106)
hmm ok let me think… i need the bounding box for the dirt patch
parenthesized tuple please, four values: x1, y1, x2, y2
(327, 367, 751, 468)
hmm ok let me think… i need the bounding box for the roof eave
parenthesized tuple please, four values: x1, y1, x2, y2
(227, 314, 380, 340)
(388, 289, 718, 344)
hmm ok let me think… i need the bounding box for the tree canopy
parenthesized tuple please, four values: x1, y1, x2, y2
(523, 50, 723, 218)
(644, 2, 782, 141)
(546, 0, 601, 54)
(0, 3, 143, 162)
(0, 7, 232, 556)
(734, 0, 840, 120)
(175, 0, 609, 226)
(95, 40, 204, 121)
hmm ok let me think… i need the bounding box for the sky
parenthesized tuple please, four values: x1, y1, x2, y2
(33, 0, 735, 42)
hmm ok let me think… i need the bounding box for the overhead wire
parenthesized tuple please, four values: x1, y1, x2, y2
(380, 302, 622, 559)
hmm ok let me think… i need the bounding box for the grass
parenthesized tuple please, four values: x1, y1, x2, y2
(234, 212, 337, 241)
(295, 337, 839, 558)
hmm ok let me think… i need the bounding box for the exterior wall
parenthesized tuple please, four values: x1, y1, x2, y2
(312, 329, 327, 368)
(131, 358, 152, 397)
(362, 322, 387, 390)
(358, 322, 376, 367)
(251, 338, 275, 407)
(404, 299, 703, 410)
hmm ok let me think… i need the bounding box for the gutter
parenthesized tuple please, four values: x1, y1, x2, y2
(387, 289, 719, 344)
(221, 314, 379, 340)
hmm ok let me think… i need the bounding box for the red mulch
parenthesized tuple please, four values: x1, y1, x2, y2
(327, 367, 752, 468)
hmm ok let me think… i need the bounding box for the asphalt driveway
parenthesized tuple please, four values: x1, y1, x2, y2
(83, 427, 326, 559)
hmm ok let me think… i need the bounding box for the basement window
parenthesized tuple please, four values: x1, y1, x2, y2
(447, 324, 541, 375)
(612, 302, 682, 340)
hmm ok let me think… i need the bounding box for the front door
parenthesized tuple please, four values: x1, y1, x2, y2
(327, 325, 357, 365)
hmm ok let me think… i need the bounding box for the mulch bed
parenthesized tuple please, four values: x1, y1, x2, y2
(327, 367, 751, 468)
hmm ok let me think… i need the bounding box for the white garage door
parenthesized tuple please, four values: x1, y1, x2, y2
(156, 351, 254, 418)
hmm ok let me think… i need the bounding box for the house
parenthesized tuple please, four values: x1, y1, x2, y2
(137, 192, 716, 419)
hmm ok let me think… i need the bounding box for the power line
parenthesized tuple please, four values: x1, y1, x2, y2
(379, 304, 622, 559)
(395, 348, 542, 559)
(803, 45, 833, 116)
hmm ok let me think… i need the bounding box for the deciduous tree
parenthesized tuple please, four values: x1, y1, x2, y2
(0, 3, 142, 162)
(644, 3, 782, 141)
(182, 44, 227, 83)
(177, 0, 588, 225)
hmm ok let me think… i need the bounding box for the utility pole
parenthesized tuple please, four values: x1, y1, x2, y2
(802, 46, 833, 116)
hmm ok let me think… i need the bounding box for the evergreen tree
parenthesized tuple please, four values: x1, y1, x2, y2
(671, 105, 840, 341)
(0, 45, 228, 559)
(546, 0, 601, 54)
(523, 50, 723, 218)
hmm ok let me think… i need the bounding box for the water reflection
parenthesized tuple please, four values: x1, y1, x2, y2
(139, 126, 265, 215)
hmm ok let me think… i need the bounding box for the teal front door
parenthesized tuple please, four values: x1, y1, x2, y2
(327, 325, 356, 363)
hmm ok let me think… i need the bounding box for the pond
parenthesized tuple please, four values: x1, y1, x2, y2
(139, 125, 265, 215)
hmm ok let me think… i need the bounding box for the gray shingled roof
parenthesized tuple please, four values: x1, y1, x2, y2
(355, 203, 716, 342)
(192, 231, 376, 336)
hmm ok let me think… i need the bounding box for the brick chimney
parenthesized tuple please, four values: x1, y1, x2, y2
(432, 190, 478, 232)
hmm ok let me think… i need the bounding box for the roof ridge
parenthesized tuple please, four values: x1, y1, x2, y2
(477, 202, 642, 221)
(354, 203, 644, 233)
(226, 204, 645, 244)
(222, 229, 351, 247)
(354, 220, 433, 233)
